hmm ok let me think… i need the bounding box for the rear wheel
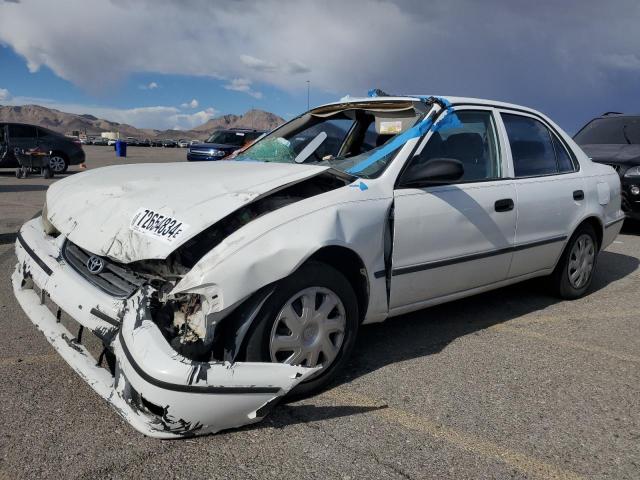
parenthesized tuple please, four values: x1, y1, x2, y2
(49, 154, 68, 173)
(244, 262, 359, 397)
(551, 223, 598, 299)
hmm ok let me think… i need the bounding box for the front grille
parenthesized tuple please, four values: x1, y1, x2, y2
(62, 241, 146, 298)
(189, 149, 226, 157)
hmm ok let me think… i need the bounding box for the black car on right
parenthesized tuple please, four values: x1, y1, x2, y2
(575, 113, 640, 221)
(187, 128, 264, 161)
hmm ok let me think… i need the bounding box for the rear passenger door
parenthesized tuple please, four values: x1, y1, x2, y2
(498, 112, 585, 278)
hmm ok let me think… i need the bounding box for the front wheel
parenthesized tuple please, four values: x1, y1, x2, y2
(550, 223, 598, 299)
(243, 262, 359, 397)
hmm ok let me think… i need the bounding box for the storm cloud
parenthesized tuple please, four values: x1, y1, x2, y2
(1, 0, 639, 130)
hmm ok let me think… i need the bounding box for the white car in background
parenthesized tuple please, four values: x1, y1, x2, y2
(13, 94, 623, 438)
(177, 139, 190, 148)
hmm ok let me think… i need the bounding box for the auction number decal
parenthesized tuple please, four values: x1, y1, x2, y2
(130, 208, 189, 243)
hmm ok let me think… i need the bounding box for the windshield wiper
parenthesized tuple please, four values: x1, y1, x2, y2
(622, 124, 632, 144)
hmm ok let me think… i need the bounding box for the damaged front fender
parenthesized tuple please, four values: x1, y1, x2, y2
(112, 291, 317, 437)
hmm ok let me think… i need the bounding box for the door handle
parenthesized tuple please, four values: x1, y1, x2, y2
(494, 198, 514, 212)
(573, 190, 584, 201)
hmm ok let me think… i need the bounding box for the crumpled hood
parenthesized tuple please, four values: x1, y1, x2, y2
(580, 144, 640, 165)
(46, 161, 328, 263)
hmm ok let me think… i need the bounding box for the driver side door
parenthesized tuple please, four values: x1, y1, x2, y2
(389, 108, 517, 314)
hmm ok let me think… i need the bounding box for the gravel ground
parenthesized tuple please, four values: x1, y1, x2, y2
(1, 146, 638, 479)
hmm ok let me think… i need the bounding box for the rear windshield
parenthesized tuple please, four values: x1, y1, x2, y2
(574, 117, 640, 145)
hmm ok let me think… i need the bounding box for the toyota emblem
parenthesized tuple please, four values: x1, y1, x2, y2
(86, 255, 105, 275)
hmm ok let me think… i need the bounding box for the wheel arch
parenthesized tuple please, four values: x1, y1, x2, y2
(306, 245, 370, 323)
(576, 215, 604, 250)
(50, 150, 69, 161)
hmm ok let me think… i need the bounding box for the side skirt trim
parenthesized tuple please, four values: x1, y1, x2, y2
(392, 235, 567, 277)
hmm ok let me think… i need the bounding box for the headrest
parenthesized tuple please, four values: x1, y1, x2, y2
(444, 133, 484, 160)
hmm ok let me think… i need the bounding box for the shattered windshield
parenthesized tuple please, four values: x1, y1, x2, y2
(235, 103, 426, 178)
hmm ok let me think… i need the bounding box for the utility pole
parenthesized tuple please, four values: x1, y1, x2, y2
(306, 80, 310, 111)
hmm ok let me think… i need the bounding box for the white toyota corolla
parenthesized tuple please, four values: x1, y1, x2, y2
(13, 94, 623, 438)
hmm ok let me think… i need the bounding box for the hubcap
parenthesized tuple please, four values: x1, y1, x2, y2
(49, 156, 66, 173)
(568, 234, 595, 289)
(269, 286, 346, 371)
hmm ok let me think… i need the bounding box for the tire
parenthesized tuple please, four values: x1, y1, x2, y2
(42, 167, 52, 179)
(243, 261, 359, 397)
(49, 154, 68, 173)
(550, 223, 598, 299)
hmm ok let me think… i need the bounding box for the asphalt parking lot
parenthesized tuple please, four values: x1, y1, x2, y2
(1, 145, 639, 479)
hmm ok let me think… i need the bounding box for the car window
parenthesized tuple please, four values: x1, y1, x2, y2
(235, 103, 424, 178)
(8, 124, 37, 138)
(501, 113, 558, 177)
(552, 134, 575, 173)
(206, 131, 251, 147)
(574, 117, 640, 145)
(408, 110, 501, 182)
(291, 119, 354, 159)
(36, 128, 55, 139)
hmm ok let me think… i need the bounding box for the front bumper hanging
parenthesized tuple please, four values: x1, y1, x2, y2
(12, 218, 315, 439)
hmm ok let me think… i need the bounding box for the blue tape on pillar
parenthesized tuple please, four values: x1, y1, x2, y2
(346, 117, 434, 174)
(432, 97, 462, 132)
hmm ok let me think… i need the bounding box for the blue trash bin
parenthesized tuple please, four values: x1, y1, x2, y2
(115, 140, 127, 157)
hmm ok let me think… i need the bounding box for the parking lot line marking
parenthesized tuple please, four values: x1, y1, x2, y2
(0, 353, 60, 367)
(324, 388, 584, 480)
(492, 325, 640, 363)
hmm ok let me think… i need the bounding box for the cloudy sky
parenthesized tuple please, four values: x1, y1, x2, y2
(0, 0, 639, 131)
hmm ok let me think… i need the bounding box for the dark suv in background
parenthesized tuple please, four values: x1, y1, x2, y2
(575, 113, 640, 221)
(187, 128, 264, 161)
(0, 123, 85, 173)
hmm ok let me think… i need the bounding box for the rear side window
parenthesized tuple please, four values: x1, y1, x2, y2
(502, 114, 558, 177)
(552, 135, 575, 173)
(8, 124, 37, 138)
(36, 128, 56, 139)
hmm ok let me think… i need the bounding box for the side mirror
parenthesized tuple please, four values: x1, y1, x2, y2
(400, 158, 464, 187)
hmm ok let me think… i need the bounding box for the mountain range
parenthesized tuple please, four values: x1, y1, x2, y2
(0, 104, 285, 140)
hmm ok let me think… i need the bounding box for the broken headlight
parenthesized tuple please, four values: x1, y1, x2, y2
(151, 292, 221, 361)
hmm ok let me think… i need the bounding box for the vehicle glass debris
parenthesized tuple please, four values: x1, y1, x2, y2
(236, 102, 425, 178)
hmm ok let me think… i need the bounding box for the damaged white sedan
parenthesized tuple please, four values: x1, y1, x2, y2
(13, 94, 624, 438)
